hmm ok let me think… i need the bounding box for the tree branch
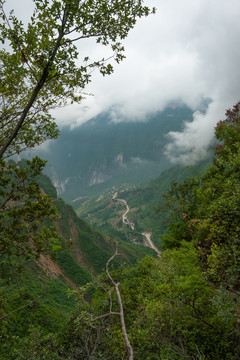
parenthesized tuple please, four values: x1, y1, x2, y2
(0, 291, 47, 321)
(105, 240, 134, 360)
(0, 7, 69, 158)
(91, 311, 121, 322)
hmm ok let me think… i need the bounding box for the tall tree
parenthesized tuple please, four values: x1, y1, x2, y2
(0, 0, 155, 159)
(0, 0, 155, 264)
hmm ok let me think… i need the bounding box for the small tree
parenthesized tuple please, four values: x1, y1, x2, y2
(0, 157, 59, 260)
(65, 241, 134, 359)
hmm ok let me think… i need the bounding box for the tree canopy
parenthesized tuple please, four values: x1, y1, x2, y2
(0, 0, 155, 265)
(161, 101, 240, 292)
(58, 102, 240, 359)
(0, 0, 155, 158)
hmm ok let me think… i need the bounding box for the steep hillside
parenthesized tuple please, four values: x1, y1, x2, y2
(0, 174, 154, 347)
(2, 106, 239, 360)
(77, 159, 212, 248)
(33, 105, 195, 202)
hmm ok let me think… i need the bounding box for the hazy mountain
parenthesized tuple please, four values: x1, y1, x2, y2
(34, 105, 195, 203)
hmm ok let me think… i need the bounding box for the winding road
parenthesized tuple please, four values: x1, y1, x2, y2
(116, 198, 135, 231)
(112, 192, 161, 256)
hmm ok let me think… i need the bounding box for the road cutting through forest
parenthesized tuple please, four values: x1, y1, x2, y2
(141, 232, 161, 256)
(112, 192, 161, 256)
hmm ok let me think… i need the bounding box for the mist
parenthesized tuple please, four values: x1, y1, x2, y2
(7, 0, 240, 164)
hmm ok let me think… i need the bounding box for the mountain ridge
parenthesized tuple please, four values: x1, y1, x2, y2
(33, 105, 195, 202)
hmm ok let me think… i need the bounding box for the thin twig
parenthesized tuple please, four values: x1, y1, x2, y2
(105, 240, 134, 360)
(0, 291, 47, 321)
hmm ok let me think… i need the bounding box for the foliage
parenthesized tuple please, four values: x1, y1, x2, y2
(56, 243, 239, 359)
(0, 157, 59, 260)
(161, 102, 240, 292)
(0, 258, 78, 360)
(0, 0, 155, 159)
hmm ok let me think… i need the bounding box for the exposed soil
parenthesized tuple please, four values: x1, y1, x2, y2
(142, 232, 161, 256)
(38, 254, 79, 290)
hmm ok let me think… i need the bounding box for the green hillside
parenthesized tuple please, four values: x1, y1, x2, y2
(76, 159, 212, 248)
(0, 174, 154, 358)
(2, 109, 240, 360)
(24, 102, 239, 360)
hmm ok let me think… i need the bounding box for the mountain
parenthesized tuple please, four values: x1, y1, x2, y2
(0, 174, 155, 350)
(76, 159, 212, 248)
(33, 105, 195, 203)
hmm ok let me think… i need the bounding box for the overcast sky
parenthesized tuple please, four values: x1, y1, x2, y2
(6, 0, 240, 164)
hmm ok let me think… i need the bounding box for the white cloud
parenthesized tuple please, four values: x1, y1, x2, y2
(6, 0, 240, 163)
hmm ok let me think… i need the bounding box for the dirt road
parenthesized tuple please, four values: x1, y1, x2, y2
(112, 193, 161, 256)
(116, 198, 135, 231)
(141, 232, 161, 256)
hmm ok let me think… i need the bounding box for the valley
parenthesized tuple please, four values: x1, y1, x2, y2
(113, 191, 161, 255)
(1, 0, 239, 357)
(76, 159, 211, 250)
(33, 105, 196, 202)
(2, 105, 239, 359)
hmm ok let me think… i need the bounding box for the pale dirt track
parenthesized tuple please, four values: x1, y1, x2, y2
(141, 232, 161, 256)
(113, 192, 161, 256)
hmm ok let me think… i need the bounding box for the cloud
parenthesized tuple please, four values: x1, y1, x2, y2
(7, 0, 240, 163)
(65, 0, 240, 164)
(165, 101, 223, 164)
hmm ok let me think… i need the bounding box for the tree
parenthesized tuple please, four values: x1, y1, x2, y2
(63, 241, 134, 360)
(57, 243, 238, 360)
(160, 102, 240, 292)
(0, 157, 59, 260)
(0, 0, 155, 269)
(0, 0, 155, 159)
(159, 177, 200, 249)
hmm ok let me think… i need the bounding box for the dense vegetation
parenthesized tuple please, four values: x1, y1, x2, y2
(55, 103, 240, 360)
(0, 173, 153, 360)
(77, 160, 211, 247)
(1, 103, 239, 359)
(0, 1, 239, 358)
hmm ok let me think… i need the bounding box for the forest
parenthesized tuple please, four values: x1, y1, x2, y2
(1, 102, 240, 359)
(0, 0, 240, 359)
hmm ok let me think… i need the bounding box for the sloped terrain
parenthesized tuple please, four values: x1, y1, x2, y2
(34, 105, 195, 202)
(77, 160, 212, 248)
(0, 174, 154, 343)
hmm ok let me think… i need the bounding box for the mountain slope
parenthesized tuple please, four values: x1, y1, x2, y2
(76, 159, 212, 248)
(34, 105, 195, 202)
(0, 174, 155, 347)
